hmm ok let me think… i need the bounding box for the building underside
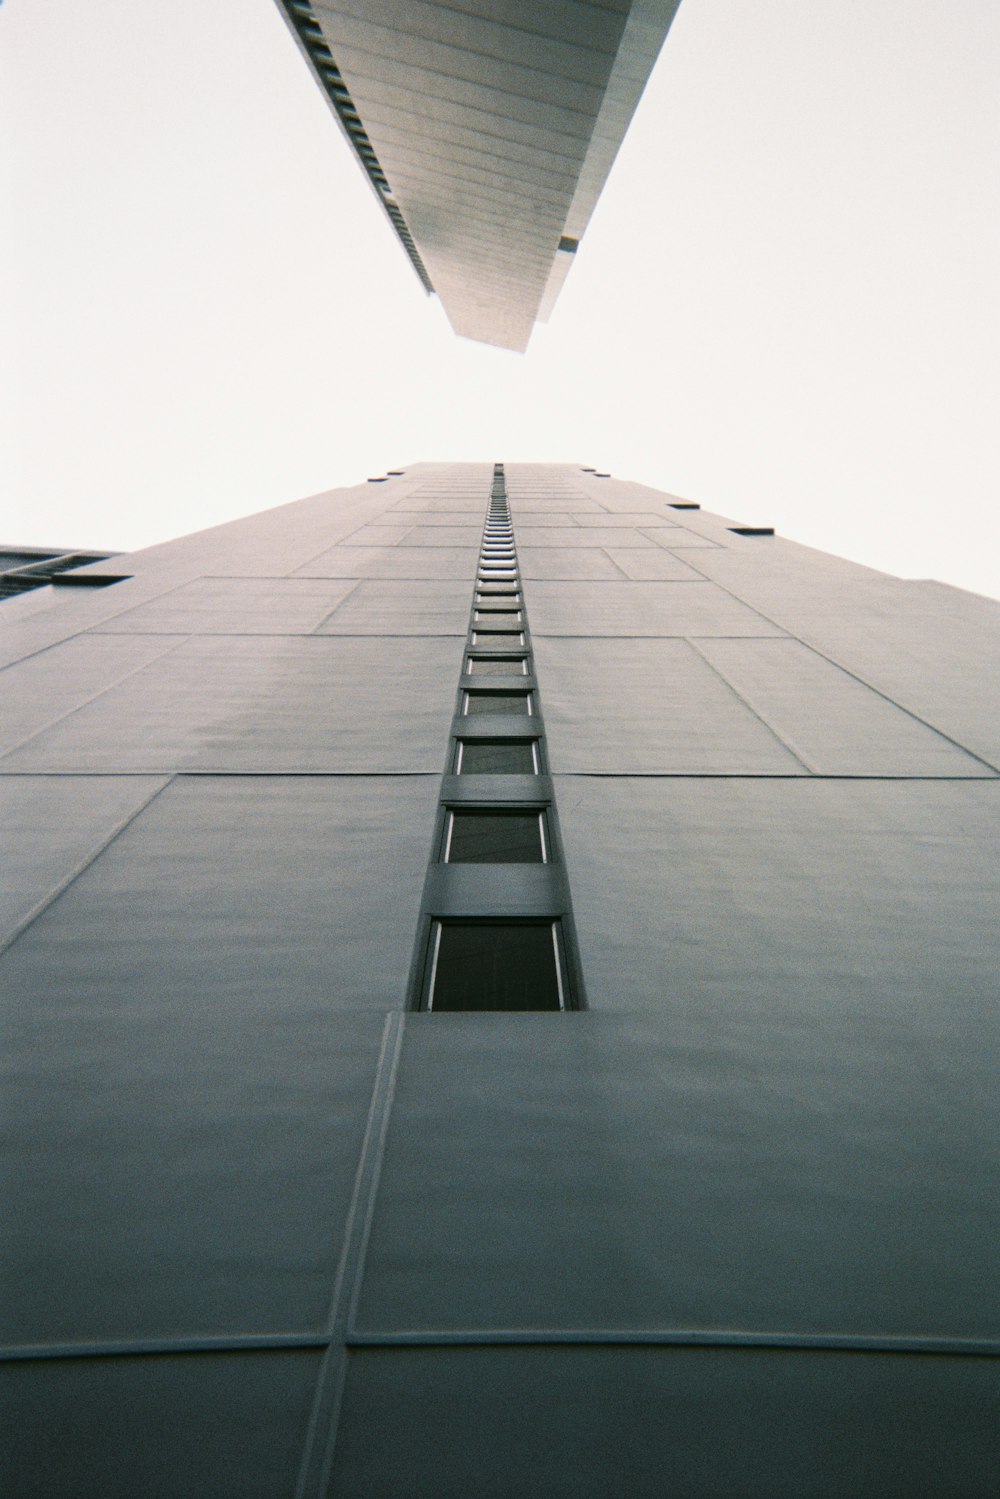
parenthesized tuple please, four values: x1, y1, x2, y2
(2, 463, 999, 1496)
(275, 2, 682, 350)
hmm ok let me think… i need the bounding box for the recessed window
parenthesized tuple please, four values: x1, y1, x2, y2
(476, 583, 518, 595)
(466, 656, 528, 675)
(474, 611, 521, 626)
(443, 809, 546, 863)
(729, 526, 775, 537)
(463, 690, 531, 715)
(455, 739, 539, 774)
(426, 921, 564, 1011)
(471, 630, 525, 646)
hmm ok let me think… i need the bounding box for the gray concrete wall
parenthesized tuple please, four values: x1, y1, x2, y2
(2, 464, 998, 1496)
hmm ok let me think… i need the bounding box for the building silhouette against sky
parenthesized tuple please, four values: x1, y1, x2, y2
(2, 461, 998, 1496)
(274, 0, 683, 349)
(4, 2, 999, 1494)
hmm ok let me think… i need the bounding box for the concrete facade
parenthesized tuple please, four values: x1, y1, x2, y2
(275, 2, 682, 349)
(2, 463, 999, 1496)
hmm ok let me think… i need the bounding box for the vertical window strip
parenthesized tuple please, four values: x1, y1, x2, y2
(406, 464, 586, 1012)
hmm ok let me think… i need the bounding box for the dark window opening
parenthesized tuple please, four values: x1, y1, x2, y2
(426, 921, 563, 1011)
(472, 630, 525, 646)
(466, 656, 527, 675)
(669, 502, 700, 510)
(729, 526, 775, 537)
(464, 691, 531, 715)
(444, 809, 546, 864)
(456, 739, 539, 774)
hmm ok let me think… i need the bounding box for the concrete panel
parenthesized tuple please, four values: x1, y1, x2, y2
(641, 526, 720, 548)
(696, 638, 990, 777)
(1, 778, 436, 1340)
(87, 577, 359, 635)
(0, 636, 464, 772)
(355, 1002, 998, 1339)
(558, 775, 1000, 1020)
(394, 526, 483, 547)
(387, 497, 490, 511)
(0, 776, 168, 942)
(532, 638, 803, 773)
(332, 1346, 999, 1499)
(510, 498, 605, 512)
(292, 545, 478, 579)
(382, 510, 483, 526)
(517, 548, 624, 581)
(602, 547, 703, 581)
(0, 635, 181, 755)
(571, 512, 675, 528)
(523, 581, 785, 636)
(509, 512, 577, 526)
(315, 579, 471, 635)
(693, 560, 1000, 771)
(514, 526, 657, 548)
(1, 1351, 318, 1499)
(341, 525, 413, 546)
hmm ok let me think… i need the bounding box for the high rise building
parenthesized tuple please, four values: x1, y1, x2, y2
(274, 1, 683, 349)
(2, 463, 997, 1496)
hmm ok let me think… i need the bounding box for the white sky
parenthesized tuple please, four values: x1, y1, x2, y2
(4, 0, 999, 597)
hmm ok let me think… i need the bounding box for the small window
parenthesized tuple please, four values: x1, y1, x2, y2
(463, 690, 531, 715)
(476, 583, 518, 595)
(471, 630, 525, 646)
(474, 611, 522, 626)
(729, 526, 775, 537)
(426, 921, 564, 1011)
(455, 739, 539, 774)
(466, 656, 528, 675)
(443, 809, 546, 864)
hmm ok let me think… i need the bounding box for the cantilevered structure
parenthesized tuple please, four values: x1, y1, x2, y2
(276, 1, 682, 350)
(2, 464, 998, 1496)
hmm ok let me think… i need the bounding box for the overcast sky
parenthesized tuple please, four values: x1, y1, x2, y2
(4, 1, 999, 597)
